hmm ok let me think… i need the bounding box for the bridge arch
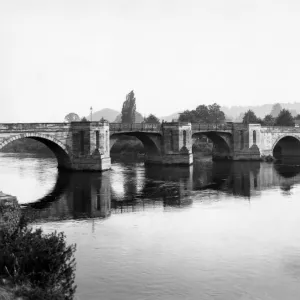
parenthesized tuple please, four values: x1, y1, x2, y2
(0, 133, 72, 169)
(110, 132, 162, 156)
(192, 132, 232, 160)
(272, 135, 300, 160)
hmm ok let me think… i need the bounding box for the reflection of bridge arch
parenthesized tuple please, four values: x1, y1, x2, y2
(23, 170, 71, 209)
(272, 135, 300, 159)
(0, 133, 71, 169)
(110, 132, 162, 156)
(192, 132, 233, 160)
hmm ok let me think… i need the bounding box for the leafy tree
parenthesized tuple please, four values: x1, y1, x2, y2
(208, 103, 225, 124)
(262, 114, 275, 126)
(81, 117, 88, 122)
(144, 114, 160, 124)
(64, 113, 80, 122)
(195, 105, 210, 123)
(242, 110, 260, 124)
(121, 91, 136, 123)
(179, 104, 226, 123)
(274, 109, 294, 126)
(270, 103, 282, 118)
(178, 110, 198, 122)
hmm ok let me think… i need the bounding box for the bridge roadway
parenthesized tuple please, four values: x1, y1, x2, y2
(0, 121, 300, 171)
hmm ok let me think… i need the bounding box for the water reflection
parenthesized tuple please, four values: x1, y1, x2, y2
(22, 160, 300, 223)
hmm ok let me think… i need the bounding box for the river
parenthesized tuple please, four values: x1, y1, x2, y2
(1, 152, 300, 300)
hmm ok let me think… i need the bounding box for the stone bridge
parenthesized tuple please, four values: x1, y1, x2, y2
(0, 121, 300, 171)
(0, 122, 111, 171)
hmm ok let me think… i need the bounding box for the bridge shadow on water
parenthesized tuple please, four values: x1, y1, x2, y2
(22, 159, 300, 223)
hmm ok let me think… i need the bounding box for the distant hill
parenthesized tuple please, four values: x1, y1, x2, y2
(113, 111, 144, 123)
(87, 108, 120, 122)
(160, 112, 180, 122)
(87, 102, 300, 124)
(221, 103, 300, 121)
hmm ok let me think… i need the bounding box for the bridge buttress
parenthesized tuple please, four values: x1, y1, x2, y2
(69, 122, 111, 171)
(231, 123, 261, 161)
(156, 122, 193, 166)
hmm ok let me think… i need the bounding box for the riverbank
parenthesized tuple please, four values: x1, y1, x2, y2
(0, 191, 77, 300)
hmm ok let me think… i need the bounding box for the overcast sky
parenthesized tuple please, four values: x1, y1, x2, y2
(1, 0, 300, 122)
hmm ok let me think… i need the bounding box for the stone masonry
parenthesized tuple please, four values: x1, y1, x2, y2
(0, 122, 111, 171)
(1, 121, 300, 169)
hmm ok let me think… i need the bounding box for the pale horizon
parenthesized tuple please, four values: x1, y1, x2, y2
(1, 0, 300, 122)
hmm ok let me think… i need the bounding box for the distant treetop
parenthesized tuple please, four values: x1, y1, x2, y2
(178, 103, 225, 124)
(144, 114, 160, 124)
(64, 113, 80, 122)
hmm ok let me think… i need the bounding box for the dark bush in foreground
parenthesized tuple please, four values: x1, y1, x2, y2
(0, 217, 76, 300)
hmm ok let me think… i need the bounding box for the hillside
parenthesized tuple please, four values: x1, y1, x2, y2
(87, 108, 120, 122)
(160, 112, 180, 122)
(221, 103, 300, 121)
(86, 102, 300, 124)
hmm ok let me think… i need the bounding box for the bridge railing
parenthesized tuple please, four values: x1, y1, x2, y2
(261, 125, 300, 131)
(191, 123, 234, 131)
(0, 123, 71, 131)
(110, 123, 161, 132)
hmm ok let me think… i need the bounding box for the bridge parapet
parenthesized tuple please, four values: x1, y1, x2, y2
(261, 126, 300, 132)
(109, 122, 238, 134)
(191, 123, 234, 132)
(110, 123, 161, 133)
(0, 123, 71, 131)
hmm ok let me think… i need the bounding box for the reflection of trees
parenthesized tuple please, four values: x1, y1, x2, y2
(112, 165, 194, 212)
(23, 160, 300, 222)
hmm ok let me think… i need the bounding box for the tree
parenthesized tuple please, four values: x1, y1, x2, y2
(64, 113, 80, 122)
(81, 117, 88, 122)
(242, 110, 260, 124)
(195, 105, 210, 123)
(270, 103, 282, 118)
(262, 114, 275, 126)
(208, 103, 225, 124)
(178, 110, 198, 122)
(144, 114, 160, 124)
(178, 104, 226, 123)
(274, 109, 294, 126)
(121, 90, 136, 123)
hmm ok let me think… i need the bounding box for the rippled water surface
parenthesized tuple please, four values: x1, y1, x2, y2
(1, 153, 300, 300)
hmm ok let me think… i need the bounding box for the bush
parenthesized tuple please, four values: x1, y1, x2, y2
(0, 216, 77, 300)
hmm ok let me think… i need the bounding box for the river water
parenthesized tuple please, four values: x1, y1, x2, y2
(1, 152, 300, 300)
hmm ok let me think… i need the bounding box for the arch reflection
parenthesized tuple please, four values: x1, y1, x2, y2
(24, 171, 111, 222)
(23, 160, 300, 222)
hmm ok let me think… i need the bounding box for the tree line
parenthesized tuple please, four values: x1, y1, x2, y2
(178, 103, 225, 123)
(63, 93, 300, 127)
(242, 103, 300, 126)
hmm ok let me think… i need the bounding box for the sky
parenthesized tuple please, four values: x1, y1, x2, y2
(1, 0, 300, 122)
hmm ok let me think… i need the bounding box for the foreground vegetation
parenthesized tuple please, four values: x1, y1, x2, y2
(0, 216, 76, 300)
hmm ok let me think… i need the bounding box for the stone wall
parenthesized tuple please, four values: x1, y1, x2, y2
(0, 192, 20, 239)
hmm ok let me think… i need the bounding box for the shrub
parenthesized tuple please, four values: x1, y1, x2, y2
(0, 216, 76, 300)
